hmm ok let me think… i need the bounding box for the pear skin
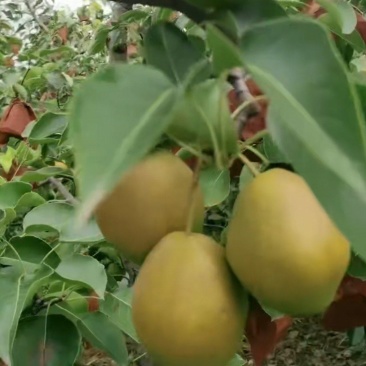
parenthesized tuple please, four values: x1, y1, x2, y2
(226, 168, 350, 316)
(132, 232, 247, 366)
(94, 152, 205, 264)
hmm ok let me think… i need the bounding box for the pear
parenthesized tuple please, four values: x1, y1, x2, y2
(132, 232, 247, 366)
(226, 168, 350, 316)
(94, 152, 205, 264)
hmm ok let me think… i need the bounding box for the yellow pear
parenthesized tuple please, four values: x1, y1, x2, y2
(226, 168, 350, 316)
(132, 232, 247, 366)
(94, 152, 205, 264)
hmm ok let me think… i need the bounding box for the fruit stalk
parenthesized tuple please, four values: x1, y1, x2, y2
(185, 155, 202, 235)
(237, 153, 260, 177)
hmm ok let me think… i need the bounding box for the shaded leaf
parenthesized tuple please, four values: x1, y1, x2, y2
(227, 354, 245, 366)
(12, 315, 81, 366)
(144, 22, 205, 84)
(23, 202, 103, 243)
(262, 134, 289, 163)
(20, 167, 71, 183)
(0, 265, 54, 365)
(167, 78, 238, 168)
(316, 0, 356, 34)
(55, 254, 107, 298)
(348, 253, 366, 280)
(199, 166, 230, 207)
(78, 312, 128, 366)
(99, 285, 139, 342)
(206, 24, 242, 75)
(0, 236, 60, 270)
(27, 113, 67, 144)
(89, 25, 110, 55)
(239, 165, 255, 189)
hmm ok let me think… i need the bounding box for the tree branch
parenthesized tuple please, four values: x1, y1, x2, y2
(110, 0, 208, 23)
(49, 177, 79, 205)
(24, 0, 49, 33)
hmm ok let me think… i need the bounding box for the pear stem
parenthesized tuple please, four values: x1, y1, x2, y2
(242, 145, 270, 166)
(238, 153, 260, 177)
(185, 155, 202, 235)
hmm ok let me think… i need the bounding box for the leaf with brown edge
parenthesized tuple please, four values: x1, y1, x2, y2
(0, 99, 36, 140)
(245, 298, 293, 366)
(322, 275, 366, 332)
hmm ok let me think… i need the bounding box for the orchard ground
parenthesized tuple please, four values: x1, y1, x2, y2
(81, 317, 366, 365)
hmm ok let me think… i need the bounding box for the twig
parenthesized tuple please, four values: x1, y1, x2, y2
(49, 177, 79, 205)
(237, 153, 260, 177)
(228, 68, 261, 138)
(185, 155, 202, 235)
(24, 0, 49, 33)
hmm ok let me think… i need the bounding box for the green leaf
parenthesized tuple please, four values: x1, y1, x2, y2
(15, 141, 41, 165)
(347, 327, 365, 346)
(20, 167, 71, 183)
(240, 18, 366, 259)
(199, 166, 230, 207)
(13, 83, 28, 100)
(319, 13, 366, 53)
(78, 312, 128, 366)
(55, 254, 107, 298)
(144, 22, 205, 84)
(0, 181, 44, 233)
(239, 164, 256, 189)
(0, 147, 16, 173)
(167, 78, 238, 168)
(99, 284, 139, 342)
(347, 253, 366, 280)
(260, 303, 287, 320)
(23, 202, 103, 243)
(0, 265, 54, 365)
(89, 25, 110, 55)
(0, 182, 33, 208)
(0, 236, 60, 270)
(316, 0, 356, 34)
(12, 315, 81, 366)
(27, 112, 67, 144)
(232, 0, 286, 35)
(227, 354, 245, 366)
(262, 134, 290, 163)
(68, 64, 178, 220)
(206, 24, 243, 75)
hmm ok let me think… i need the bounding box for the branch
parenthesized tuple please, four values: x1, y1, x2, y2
(49, 177, 79, 205)
(110, 0, 208, 23)
(24, 0, 49, 33)
(228, 67, 261, 138)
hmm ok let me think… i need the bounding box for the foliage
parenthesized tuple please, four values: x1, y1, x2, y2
(1, 0, 366, 365)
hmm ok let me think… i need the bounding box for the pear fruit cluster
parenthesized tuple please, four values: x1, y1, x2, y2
(226, 168, 351, 316)
(94, 152, 351, 365)
(94, 151, 247, 366)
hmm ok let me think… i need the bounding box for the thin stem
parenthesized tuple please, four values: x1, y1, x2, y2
(237, 153, 260, 177)
(132, 352, 147, 363)
(49, 177, 79, 205)
(242, 145, 270, 166)
(24, 0, 49, 33)
(185, 155, 202, 235)
(231, 95, 267, 121)
(241, 129, 269, 147)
